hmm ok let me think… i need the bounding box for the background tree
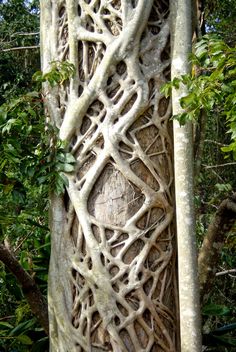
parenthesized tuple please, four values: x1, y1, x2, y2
(205, 0, 236, 45)
(0, 0, 40, 104)
(194, 5, 236, 349)
(163, 1, 236, 347)
(171, 0, 201, 350)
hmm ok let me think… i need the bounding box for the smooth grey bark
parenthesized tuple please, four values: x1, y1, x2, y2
(171, 1, 202, 351)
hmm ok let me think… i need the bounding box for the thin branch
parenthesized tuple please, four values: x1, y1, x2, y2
(0, 315, 14, 321)
(216, 269, 236, 276)
(203, 162, 236, 169)
(204, 139, 227, 147)
(11, 32, 40, 37)
(13, 232, 33, 253)
(209, 168, 225, 182)
(0, 45, 40, 52)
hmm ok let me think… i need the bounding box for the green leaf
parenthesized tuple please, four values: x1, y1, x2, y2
(64, 153, 76, 163)
(9, 319, 36, 336)
(215, 183, 232, 192)
(55, 177, 65, 195)
(172, 77, 181, 89)
(19, 251, 30, 270)
(61, 163, 75, 172)
(195, 42, 208, 59)
(202, 303, 231, 316)
(212, 323, 236, 336)
(0, 106, 8, 121)
(211, 335, 236, 347)
(221, 145, 233, 153)
(16, 334, 33, 345)
(59, 173, 69, 187)
(31, 336, 49, 352)
(32, 71, 43, 82)
(56, 152, 75, 164)
(160, 82, 172, 98)
(0, 322, 14, 330)
(172, 112, 190, 126)
(37, 175, 48, 185)
(56, 162, 74, 172)
(180, 92, 198, 110)
(25, 91, 40, 98)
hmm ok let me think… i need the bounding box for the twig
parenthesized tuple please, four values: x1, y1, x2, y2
(216, 269, 236, 276)
(11, 32, 40, 37)
(204, 139, 227, 147)
(203, 162, 236, 169)
(1, 45, 40, 52)
(209, 168, 225, 182)
(0, 315, 14, 321)
(13, 232, 33, 253)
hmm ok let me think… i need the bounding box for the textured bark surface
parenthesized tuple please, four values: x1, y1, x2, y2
(41, 1, 179, 351)
(0, 244, 49, 335)
(198, 193, 236, 301)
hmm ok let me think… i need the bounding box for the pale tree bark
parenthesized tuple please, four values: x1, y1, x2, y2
(40, 1, 200, 351)
(171, 1, 202, 352)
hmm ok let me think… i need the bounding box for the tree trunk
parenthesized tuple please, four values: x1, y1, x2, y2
(0, 244, 49, 335)
(171, 1, 202, 351)
(198, 193, 236, 301)
(40, 1, 199, 351)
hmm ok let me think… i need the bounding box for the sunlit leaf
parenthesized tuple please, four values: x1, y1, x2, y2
(202, 303, 231, 316)
(16, 334, 33, 345)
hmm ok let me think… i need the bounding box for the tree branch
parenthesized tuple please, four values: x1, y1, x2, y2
(0, 45, 40, 52)
(198, 193, 236, 302)
(203, 162, 236, 169)
(204, 139, 227, 147)
(0, 244, 49, 335)
(216, 269, 236, 277)
(11, 32, 40, 37)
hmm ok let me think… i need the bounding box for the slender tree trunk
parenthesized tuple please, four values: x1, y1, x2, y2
(198, 193, 236, 301)
(171, 0, 202, 351)
(41, 1, 200, 351)
(0, 244, 49, 335)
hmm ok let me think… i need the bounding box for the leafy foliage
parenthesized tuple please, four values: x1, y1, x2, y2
(202, 305, 236, 350)
(161, 34, 236, 160)
(0, 0, 40, 104)
(205, 0, 236, 45)
(0, 60, 76, 207)
(0, 316, 48, 351)
(33, 60, 75, 88)
(0, 12, 75, 346)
